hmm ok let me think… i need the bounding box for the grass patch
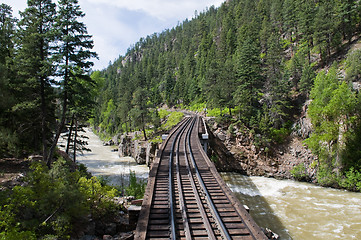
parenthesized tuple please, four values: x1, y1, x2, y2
(162, 112, 184, 130)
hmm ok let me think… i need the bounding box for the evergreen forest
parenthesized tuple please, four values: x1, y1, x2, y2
(0, 1, 122, 238)
(93, 0, 361, 190)
(0, 0, 99, 164)
(1, 0, 361, 238)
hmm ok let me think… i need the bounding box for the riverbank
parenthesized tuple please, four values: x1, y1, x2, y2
(76, 128, 149, 186)
(80, 127, 361, 239)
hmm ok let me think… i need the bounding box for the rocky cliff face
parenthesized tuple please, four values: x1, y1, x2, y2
(117, 134, 158, 166)
(206, 115, 317, 181)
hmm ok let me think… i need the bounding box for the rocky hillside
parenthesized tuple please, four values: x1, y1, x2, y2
(206, 115, 317, 181)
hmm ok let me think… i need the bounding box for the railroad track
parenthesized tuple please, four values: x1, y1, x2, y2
(135, 116, 267, 240)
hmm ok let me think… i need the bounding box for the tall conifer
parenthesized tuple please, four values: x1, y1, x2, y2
(47, 0, 96, 164)
(15, 0, 56, 159)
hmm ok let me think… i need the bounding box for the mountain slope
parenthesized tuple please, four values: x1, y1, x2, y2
(93, 0, 361, 191)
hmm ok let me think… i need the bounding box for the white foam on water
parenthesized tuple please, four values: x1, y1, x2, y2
(67, 128, 150, 186)
(222, 172, 361, 240)
(226, 183, 262, 197)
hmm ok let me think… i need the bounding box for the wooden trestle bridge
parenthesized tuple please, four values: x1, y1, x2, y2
(135, 115, 268, 240)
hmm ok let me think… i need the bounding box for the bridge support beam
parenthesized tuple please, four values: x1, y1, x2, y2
(199, 117, 209, 153)
(200, 137, 208, 153)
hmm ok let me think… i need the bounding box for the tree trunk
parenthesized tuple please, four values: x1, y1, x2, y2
(73, 116, 78, 162)
(141, 113, 147, 140)
(41, 77, 47, 162)
(125, 121, 128, 135)
(47, 57, 69, 167)
(66, 113, 75, 154)
(39, 26, 47, 162)
(47, 102, 67, 167)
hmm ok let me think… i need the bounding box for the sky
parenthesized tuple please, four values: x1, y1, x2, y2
(3, 0, 225, 70)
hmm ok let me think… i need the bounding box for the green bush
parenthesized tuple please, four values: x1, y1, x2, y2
(0, 157, 119, 239)
(188, 102, 206, 112)
(210, 155, 219, 164)
(163, 112, 184, 130)
(207, 108, 222, 117)
(158, 109, 170, 120)
(227, 123, 236, 136)
(149, 135, 162, 144)
(316, 165, 338, 187)
(291, 163, 307, 181)
(270, 127, 290, 144)
(125, 171, 146, 199)
(0, 229, 36, 240)
(340, 167, 361, 191)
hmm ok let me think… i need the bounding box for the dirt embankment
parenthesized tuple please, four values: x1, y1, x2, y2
(0, 158, 30, 189)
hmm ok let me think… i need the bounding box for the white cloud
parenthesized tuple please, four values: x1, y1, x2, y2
(85, 0, 224, 20)
(2, 0, 27, 18)
(2, 0, 225, 70)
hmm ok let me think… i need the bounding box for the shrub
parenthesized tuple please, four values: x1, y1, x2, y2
(340, 167, 361, 191)
(291, 163, 307, 181)
(149, 135, 162, 144)
(158, 109, 170, 120)
(227, 123, 236, 136)
(163, 112, 184, 130)
(270, 127, 291, 144)
(125, 171, 146, 199)
(0, 157, 119, 238)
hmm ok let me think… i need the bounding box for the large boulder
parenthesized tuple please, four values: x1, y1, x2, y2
(118, 135, 133, 157)
(117, 134, 159, 165)
(132, 140, 147, 164)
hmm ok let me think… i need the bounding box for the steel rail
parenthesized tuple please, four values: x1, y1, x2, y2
(175, 118, 192, 240)
(136, 114, 268, 240)
(168, 117, 192, 239)
(135, 116, 190, 240)
(183, 117, 217, 240)
(187, 116, 232, 240)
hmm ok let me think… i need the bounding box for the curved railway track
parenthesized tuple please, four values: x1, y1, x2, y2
(135, 115, 267, 240)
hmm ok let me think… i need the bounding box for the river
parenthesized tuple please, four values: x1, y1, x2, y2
(221, 173, 361, 239)
(75, 128, 149, 187)
(76, 128, 361, 240)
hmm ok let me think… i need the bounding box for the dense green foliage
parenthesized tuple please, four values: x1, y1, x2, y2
(306, 54, 361, 191)
(0, 158, 119, 239)
(0, 1, 96, 163)
(125, 171, 146, 199)
(94, 0, 361, 141)
(290, 163, 307, 181)
(93, 0, 361, 190)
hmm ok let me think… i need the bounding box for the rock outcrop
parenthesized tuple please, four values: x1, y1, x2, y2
(206, 116, 317, 181)
(117, 134, 159, 166)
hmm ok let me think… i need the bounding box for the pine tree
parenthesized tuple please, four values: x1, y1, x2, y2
(0, 3, 16, 115)
(283, 0, 299, 44)
(15, 0, 56, 159)
(234, 37, 262, 124)
(65, 68, 94, 161)
(0, 4, 17, 156)
(130, 88, 150, 140)
(204, 42, 221, 108)
(336, 0, 357, 43)
(47, 0, 96, 165)
(297, 0, 315, 63)
(218, 58, 236, 116)
(313, 1, 336, 63)
(262, 32, 289, 129)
